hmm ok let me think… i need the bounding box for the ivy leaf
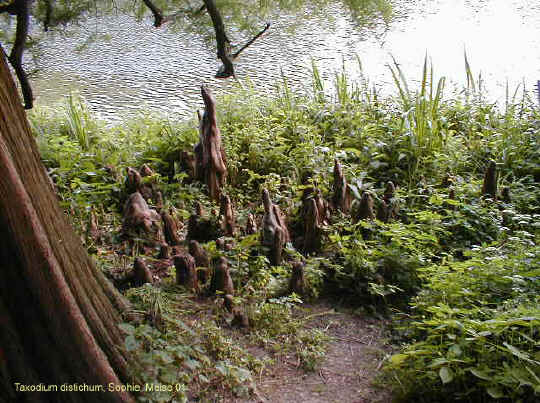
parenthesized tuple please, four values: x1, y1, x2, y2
(439, 367, 454, 384)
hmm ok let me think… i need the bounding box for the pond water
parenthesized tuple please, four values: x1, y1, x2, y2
(28, 0, 540, 121)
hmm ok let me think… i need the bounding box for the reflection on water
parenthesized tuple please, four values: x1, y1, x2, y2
(30, 0, 540, 121)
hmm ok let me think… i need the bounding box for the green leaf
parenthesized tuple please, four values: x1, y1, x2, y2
(448, 344, 462, 357)
(487, 386, 504, 399)
(503, 342, 530, 360)
(439, 367, 454, 384)
(470, 368, 491, 381)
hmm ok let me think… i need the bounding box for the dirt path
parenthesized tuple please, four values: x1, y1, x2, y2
(237, 305, 392, 403)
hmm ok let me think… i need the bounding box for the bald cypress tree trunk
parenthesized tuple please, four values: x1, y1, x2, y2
(0, 51, 135, 402)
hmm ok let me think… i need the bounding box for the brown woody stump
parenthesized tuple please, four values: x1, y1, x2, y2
(158, 243, 171, 259)
(162, 210, 181, 246)
(333, 159, 351, 213)
(377, 200, 389, 223)
(482, 161, 498, 199)
(209, 256, 234, 295)
(189, 240, 210, 283)
(133, 258, 153, 286)
(122, 192, 163, 244)
(245, 213, 258, 235)
(174, 254, 199, 292)
(187, 202, 221, 242)
(262, 189, 289, 265)
(125, 167, 142, 194)
(86, 209, 100, 243)
(224, 294, 250, 328)
(220, 194, 235, 236)
(378, 181, 398, 222)
(354, 192, 375, 222)
(288, 261, 306, 295)
(180, 150, 196, 182)
(303, 198, 322, 253)
(501, 186, 511, 203)
(194, 86, 227, 201)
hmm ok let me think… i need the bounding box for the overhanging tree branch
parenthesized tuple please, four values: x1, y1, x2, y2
(142, 0, 206, 28)
(232, 22, 271, 59)
(202, 0, 234, 78)
(141, 0, 164, 27)
(1, 0, 33, 109)
(203, 0, 270, 78)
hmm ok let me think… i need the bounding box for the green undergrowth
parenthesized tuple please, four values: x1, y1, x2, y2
(29, 57, 539, 401)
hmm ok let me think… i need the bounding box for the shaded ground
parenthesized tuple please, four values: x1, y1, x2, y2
(235, 304, 392, 403)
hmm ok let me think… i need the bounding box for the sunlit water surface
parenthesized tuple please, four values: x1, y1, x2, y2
(27, 0, 540, 121)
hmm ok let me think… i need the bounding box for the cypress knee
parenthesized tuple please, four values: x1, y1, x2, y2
(86, 209, 100, 243)
(162, 210, 181, 246)
(245, 213, 257, 235)
(303, 198, 321, 253)
(189, 240, 210, 283)
(355, 192, 375, 222)
(133, 258, 153, 286)
(209, 256, 234, 295)
(194, 86, 227, 201)
(333, 159, 350, 213)
(481, 160, 498, 199)
(219, 194, 235, 236)
(122, 192, 162, 242)
(262, 189, 287, 265)
(289, 261, 306, 295)
(174, 254, 198, 291)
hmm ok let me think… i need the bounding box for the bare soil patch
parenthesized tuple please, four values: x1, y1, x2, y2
(234, 304, 392, 403)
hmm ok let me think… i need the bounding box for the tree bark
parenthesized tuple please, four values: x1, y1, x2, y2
(0, 50, 135, 402)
